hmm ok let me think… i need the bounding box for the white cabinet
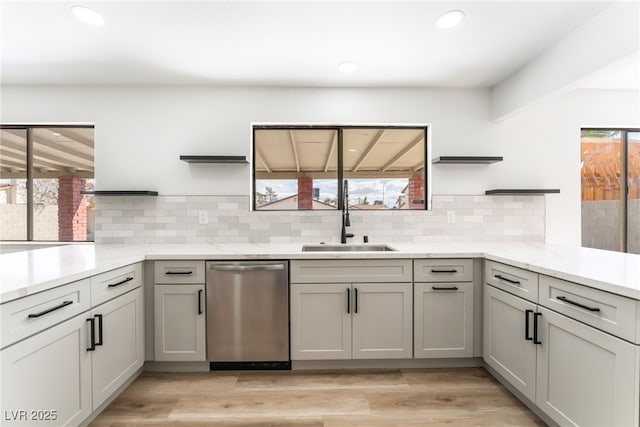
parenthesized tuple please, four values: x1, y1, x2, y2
(483, 283, 537, 401)
(154, 284, 206, 361)
(536, 306, 639, 427)
(415, 282, 474, 358)
(290, 282, 412, 360)
(0, 313, 92, 426)
(290, 283, 351, 360)
(90, 287, 145, 409)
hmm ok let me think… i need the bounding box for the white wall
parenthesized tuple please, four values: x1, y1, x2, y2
(1, 86, 638, 245)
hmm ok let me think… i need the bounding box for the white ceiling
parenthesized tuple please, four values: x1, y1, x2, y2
(0, 1, 628, 88)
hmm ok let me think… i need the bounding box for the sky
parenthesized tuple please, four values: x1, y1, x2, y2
(256, 178, 408, 207)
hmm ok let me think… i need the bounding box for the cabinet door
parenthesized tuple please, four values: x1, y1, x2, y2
(483, 284, 537, 401)
(415, 282, 474, 358)
(0, 314, 92, 426)
(92, 287, 144, 409)
(536, 306, 640, 427)
(352, 283, 413, 359)
(290, 283, 351, 360)
(154, 284, 206, 362)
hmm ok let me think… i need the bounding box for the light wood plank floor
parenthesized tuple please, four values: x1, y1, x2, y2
(90, 368, 546, 426)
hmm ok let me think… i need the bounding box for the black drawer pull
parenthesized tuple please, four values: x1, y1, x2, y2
(354, 288, 359, 314)
(494, 274, 521, 285)
(346, 288, 350, 314)
(431, 269, 458, 273)
(108, 277, 134, 288)
(432, 286, 459, 291)
(198, 290, 203, 315)
(525, 309, 533, 341)
(557, 296, 601, 312)
(95, 314, 104, 346)
(86, 318, 96, 351)
(533, 312, 542, 345)
(28, 300, 73, 318)
(165, 271, 193, 275)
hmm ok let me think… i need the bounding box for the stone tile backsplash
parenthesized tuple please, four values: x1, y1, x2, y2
(94, 195, 545, 244)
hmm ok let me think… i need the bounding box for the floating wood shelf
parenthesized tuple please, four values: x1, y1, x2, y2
(485, 189, 560, 195)
(180, 155, 248, 164)
(81, 191, 159, 196)
(433, 156, 503, 164)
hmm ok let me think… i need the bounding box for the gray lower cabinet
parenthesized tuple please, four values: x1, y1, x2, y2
(536, 306, 638, 427)
(154, 284, 206, 361)
(91, 287, 145, 409)
(484, 282, 640, 426)
(415, 282, 474, 358)
(0, 283, 144, 427)
(0, 313, 92, 426)
(290, 282, 412, 360)
(483, 284, 537, 401)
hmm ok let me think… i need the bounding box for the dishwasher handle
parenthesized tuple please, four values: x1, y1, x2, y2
(209, 264, 285, 272)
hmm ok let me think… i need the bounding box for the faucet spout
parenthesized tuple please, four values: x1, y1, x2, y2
(341, 179, 354, 244)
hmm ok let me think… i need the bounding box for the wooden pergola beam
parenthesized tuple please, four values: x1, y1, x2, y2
(289, 130, 300, 173)
(381, 134, 423, 172)
(353, 130, 385, 172)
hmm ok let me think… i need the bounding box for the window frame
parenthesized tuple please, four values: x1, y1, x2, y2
(0, 123, 95, 242)
(251, 123, 431, 212)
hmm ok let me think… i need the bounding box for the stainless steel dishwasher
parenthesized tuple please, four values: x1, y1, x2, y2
(206, 260, 289, 369)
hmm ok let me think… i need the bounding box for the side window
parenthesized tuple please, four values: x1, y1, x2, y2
(0, 126, 95, 241)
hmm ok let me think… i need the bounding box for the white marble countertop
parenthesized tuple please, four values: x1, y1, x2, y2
(1, 242, 639, 303)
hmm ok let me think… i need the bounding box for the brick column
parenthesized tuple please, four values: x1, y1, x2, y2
(298, 177, 313, 210)
(408, 174, 425, 209)
(58, 176, 87, 241)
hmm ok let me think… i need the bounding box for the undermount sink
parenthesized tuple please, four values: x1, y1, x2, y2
(301, 244, 397, 252)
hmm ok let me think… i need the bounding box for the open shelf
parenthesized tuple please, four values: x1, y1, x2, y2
(433, 156, 503, 164)
(180, 155, 248, 164)
(485, 189, 560, 195)
(81, 191, 159, 196)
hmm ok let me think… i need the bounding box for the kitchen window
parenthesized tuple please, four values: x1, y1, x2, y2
(581, 128, 639, 254)
(252, 124, 430, 211)
(0, 125, 95, 242)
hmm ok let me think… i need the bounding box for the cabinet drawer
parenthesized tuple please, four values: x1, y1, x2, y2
(291, 259, 412, 283)
(539, 275, 639, 343)
(414, 259, 473, 282)
(485, 260, 538, 303)
(1, 279, 91, 349)
(91, 263, 142, 306)
(154, 261, 205, 284)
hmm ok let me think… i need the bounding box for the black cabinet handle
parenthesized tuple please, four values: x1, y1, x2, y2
(28, 300, 73, 318)
(346, 288, 350, 314)
(108, 277, 134, 288)
(495, 274, 521, 285)
(95, 314, 103, 346)
(432, 286, 459, 291)
(533, 312, 542, 345)
(354, 288, 359, 314)
(86, 318, 96, 351)
(557, 296, 601, 312)
(525, 309, 533, 341)
(431, 269, 458, 273)
(165, 271, 193, 275)
(198, 290, 203, 315)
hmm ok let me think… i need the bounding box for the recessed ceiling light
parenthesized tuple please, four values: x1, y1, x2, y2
(51, 132, 61, 136)
(338, 61, 356, 73)
(437, 10, 465, 29)
(348, 149, 357, 152)
(71, 5, 105, 26)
